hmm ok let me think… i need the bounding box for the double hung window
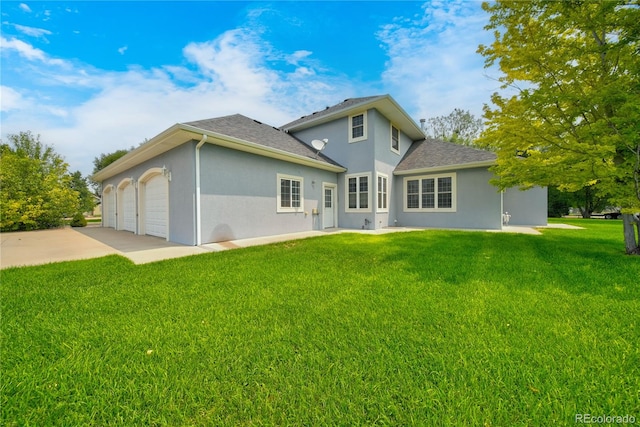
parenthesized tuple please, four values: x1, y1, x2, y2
(277, 174, 303, 212)
(349, 112, 367, 143)
(404, 173, 456, 212)
(377, 173, 388, 212)
(346, 173, 371, 212)
(391, 125, 399, 153)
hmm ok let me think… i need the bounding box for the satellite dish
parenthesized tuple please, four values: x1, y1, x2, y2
(311, 139, 328, 152)
(311, 139, 328, 159)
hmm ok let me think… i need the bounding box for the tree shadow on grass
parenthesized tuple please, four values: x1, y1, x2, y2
(375, 230, 640, 302)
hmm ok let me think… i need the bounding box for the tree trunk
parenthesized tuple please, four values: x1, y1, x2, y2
(581, 187, 593, 219)
(622, 214, 640, 255)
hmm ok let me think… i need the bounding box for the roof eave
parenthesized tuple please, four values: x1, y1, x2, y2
(92, 124, 187, 182)
(179, 123, 346, 173)
(283, 95, 425, 140)
(93, 123, 346, 182)
(394, 160, 496, 176)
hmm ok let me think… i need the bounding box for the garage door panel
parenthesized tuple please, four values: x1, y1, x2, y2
(121, 184, 136, 232)
(144, 175, 167, 238)
(104, 188, 116, 228)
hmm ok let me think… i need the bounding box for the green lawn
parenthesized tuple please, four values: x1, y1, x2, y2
(2, 219, 639, 426)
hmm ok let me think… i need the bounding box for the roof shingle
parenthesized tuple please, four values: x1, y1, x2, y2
(184, 114, 342, 167)
(395, 138, 496, 172)
(280, 95, 386, 129)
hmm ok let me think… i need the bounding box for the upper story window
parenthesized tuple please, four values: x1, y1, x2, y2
(349, 112, 367, 143)
(345, 172, 371, 212)
(277, 173, 303, 213)
(403, 173, 456, 212)
(391, 125, 400, 153)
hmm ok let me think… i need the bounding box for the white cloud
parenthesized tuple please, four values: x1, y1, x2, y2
(0, 36, 66, 66)
(12, 23, 52, 39)
(19, 3, 32, 13)
(286, 50, 313, 65)
(1, 36, 47, 61)
(377, 0, 499, 121)
(0, 29, 353, 176)
(292, 66, 314, 77)
(183, 29, 279, 99)
(3, 1, 502, 178)
(0, 86, 25, 112)
(118, 45, 128, 55)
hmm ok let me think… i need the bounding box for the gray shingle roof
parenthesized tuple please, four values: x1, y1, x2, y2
(184, 114, 343, 167)
(395, 138, 496, 172)
(281, 95, 386, 129)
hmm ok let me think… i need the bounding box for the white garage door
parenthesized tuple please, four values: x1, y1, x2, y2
(121, 184, 136, 232)
(144, 175, 168, 238)
(103, 188, 116, 228)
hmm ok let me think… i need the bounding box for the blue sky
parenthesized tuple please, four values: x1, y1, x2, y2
(1, 1, 500, 176)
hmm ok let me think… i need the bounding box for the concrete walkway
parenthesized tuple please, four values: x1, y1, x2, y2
(0, 223, 583, 269)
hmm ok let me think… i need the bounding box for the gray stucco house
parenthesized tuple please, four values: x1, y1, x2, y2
(92, 94, 547, 245)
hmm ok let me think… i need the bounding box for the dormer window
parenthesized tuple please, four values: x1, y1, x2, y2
(349, 112, 367, 143)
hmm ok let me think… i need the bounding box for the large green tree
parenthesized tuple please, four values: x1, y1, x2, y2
(69, 171, 95, 214)
(91, 149, 130, 194)
(547, 186, 609, 218)
(424, 108, 484, 146)
(477, 0, 640, 254)
(0, 132, 80, 231)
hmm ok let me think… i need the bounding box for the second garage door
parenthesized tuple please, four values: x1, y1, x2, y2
(143, 174, 168, 238)
(103, 187, 116, 228)
(120, 183, 136, 232)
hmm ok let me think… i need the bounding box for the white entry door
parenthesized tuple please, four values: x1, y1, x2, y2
(323, 185, 336, 229)
(144, 175, 168, 238)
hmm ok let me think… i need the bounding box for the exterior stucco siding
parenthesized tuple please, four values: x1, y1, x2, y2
(371, 110, 413, 228)
(394, 167, 503, 230)
(99, 142, 196, 245)
(199, 144, 337, 243)
(503, 186, 548, 226)
(292, 108, 416, 230)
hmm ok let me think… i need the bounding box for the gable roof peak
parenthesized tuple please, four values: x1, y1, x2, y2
(291, 95, 387, 123)
(281, 94, 425, 140)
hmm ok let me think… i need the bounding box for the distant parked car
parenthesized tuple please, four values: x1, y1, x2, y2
(592, 211, 621, 219)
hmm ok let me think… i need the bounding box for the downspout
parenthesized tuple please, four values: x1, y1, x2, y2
(500, 190, 504, 229)
(195, 134, 207, 245)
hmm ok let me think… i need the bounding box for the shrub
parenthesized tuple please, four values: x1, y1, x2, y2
(70, 212, 87, 227)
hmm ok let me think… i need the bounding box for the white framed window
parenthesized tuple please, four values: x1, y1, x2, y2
(277, 173, 304, 213)
(390, 125, 400, 153)
(403, 173, 456, 212)
(345, 172, 371, 212)
(377, 172, 388, 212)
(349, 112, 367, 143)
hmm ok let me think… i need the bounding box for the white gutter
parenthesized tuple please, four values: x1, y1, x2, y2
(195, 134, 207, 246)
(393, 160, 496, 176)
(180, 123, 346, 173)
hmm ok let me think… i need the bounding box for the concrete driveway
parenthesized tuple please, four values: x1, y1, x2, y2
(0, 226, 344, 269)
(0, 227, 211, 269)
(1, 224, 572, 270)
(0, 226, 412, 269)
